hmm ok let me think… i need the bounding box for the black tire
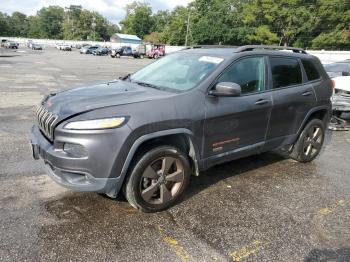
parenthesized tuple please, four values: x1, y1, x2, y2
(289, 119, 325, 162)
(124, 146, 191, 212)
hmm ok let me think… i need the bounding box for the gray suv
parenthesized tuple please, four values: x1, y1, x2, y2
(30, 45, 332, 212)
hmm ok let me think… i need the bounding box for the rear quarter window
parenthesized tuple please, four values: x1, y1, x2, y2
(270, 57, 302, 89)
(302, 59, 320, 81)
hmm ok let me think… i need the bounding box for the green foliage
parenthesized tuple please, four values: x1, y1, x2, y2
(120, 2, 154, 39)
(0, 0, 349, 50)
(0, 5, 119, 41)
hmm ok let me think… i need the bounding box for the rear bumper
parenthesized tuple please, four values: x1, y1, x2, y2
(30, 125, 126, 197)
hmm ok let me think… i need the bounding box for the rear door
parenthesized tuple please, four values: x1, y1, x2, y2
(265, 56, 317, 148)
(203, 56, 272, 159)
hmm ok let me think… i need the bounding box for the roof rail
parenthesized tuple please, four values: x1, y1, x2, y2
(235, 45, 307, 54)
(190, 45, 238, 49)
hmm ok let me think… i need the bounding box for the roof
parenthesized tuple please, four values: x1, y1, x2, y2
(113, 33, 141, 41)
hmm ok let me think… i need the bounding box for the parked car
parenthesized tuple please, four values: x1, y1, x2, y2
(27, 40, 34, 48)
(59, 44, 72, 51)
(5, 41, 19, 49)
(31, 43, 43, 50)
(92, 47, 110, 56)
(110, 46, 143, 58)
(133, 44, 146, 58)
(80, 45, 99, 54)
(146, 44, 165, 59)
(1, 39, 8, 47)
(324, 60, 350, 130)
(30, 45, 332, 212)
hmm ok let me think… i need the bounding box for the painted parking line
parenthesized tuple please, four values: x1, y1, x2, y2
(229, 240, 268, 262)
(157, 225, 190, 262)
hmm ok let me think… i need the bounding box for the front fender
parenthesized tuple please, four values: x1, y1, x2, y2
(111, 128, 201, 197)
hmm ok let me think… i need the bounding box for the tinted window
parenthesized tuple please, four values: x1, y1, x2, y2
(218, 57, 265, 94)
(270, 57, 302, 88)
(302, 60, 320, 81)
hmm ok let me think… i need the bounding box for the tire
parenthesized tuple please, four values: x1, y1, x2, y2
(140, 54, 144, 59)
(124, 146, 191, 212)
(289, 119, 325, 163)
(116, 53, 121, 58)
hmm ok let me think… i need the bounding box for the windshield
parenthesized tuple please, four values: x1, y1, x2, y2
(130, 52, 224, 92)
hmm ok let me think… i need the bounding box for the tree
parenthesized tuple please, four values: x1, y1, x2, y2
(120, 2, 154, 38)
(0, 12, 10, 36)
(9, 12, 29, 37)
(35, 6, 65, 38)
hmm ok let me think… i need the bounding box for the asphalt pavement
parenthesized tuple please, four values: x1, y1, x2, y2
(0, 47, 349, 262)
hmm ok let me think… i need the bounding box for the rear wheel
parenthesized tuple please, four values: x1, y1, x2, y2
(124, 146, 191, 212)
(289, 119, 325, 162)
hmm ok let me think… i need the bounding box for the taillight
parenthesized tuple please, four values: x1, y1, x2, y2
(331, 79, 335, 89)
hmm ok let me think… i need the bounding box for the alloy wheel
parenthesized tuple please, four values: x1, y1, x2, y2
(140, 156, 184, 205)
(303, 125, 323, 157)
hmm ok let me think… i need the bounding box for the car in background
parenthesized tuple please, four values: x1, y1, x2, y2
(110, 46, 133, 58)
(32, 43, 43, 50)
(59, 44, 72, 51)
(324, 60, 350, 124)
(4, 41, 19, 49)
(110, 46, 144, 58)
(146, 44, 165, 59)
(1, 39, 8, 47)
(92, 47, 110, 56)
(80, 45, 99, 54)
(27, 40, 34, 48)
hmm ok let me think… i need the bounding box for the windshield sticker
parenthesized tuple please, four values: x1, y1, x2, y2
(199, 56, 224, 64)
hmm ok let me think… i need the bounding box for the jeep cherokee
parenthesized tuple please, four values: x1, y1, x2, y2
(30, 45, 332, 212)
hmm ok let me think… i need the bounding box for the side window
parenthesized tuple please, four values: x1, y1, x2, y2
(302, 59, 320, 81)
(218, 56, 265, 94)
(270, 57, 302, 89)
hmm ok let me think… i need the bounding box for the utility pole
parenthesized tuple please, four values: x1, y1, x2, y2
(185, 10, 191, 47)
(92, 17, 96, 41)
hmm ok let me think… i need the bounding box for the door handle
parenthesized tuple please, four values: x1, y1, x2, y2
(255, 99, 269, 105)
(302, 91, 312, 96)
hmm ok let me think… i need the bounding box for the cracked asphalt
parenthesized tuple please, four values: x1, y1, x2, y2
(0, 47, 349, 262)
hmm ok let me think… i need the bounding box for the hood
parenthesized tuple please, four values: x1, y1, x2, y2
(43, 80, 173, 119)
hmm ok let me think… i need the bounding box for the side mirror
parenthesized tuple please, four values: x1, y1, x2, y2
(342, 71, 349, 76)
(210, 82, 241, 97)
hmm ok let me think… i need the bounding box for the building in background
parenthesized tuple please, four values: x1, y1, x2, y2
(110, 33, 142, 44)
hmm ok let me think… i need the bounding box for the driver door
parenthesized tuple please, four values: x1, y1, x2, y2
(203, 56, 272, 159)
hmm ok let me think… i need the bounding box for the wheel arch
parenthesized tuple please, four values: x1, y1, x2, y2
(297, 105, 331, 136)
(115, 129, 201, 195)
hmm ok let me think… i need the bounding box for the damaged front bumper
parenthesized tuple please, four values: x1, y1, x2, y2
(332, 92, 350, 112)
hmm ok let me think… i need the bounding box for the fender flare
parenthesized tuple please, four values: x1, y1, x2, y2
(296, 105, 331, 136)
(114, 128, 201, 195)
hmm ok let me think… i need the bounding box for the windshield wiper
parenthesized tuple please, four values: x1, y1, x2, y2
(132, 81, 160, 90)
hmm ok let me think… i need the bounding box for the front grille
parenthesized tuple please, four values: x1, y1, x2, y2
(36, 105, 58, 141)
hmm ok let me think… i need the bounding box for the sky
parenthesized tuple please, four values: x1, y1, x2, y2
(0, 0, 192, 24)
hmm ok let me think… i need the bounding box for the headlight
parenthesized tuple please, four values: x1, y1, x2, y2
(64, 117, 126, 130)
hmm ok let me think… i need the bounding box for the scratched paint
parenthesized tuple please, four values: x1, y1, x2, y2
(230, 240, 267, 262)
(157, 225, 190, 262)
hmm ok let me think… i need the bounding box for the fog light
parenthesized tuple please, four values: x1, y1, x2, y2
(63, 143, 87, 157)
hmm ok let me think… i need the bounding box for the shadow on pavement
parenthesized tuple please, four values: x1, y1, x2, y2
(304, 247, 350, 262)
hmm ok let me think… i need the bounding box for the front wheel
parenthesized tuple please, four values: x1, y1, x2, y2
(124, 146, 191, 212)
(289, 119, 325, 162)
